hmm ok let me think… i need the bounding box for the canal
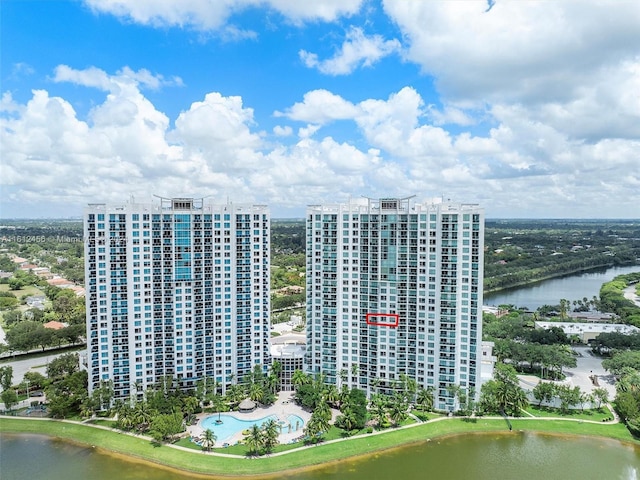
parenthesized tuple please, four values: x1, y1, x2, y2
(484, 264, 640, 311)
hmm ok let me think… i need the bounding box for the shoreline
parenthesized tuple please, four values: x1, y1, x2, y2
(483, 262, 640, 297)
(1, 416, 638, 478)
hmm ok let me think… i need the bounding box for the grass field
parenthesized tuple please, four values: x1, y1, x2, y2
(0, 283, 45, 299)
(1, 416, 636, 477)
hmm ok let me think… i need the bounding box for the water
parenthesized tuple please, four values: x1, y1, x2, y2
(1, 432, 638, 480)
(484, 264, 640, 310)
(200, 414, 305, 443)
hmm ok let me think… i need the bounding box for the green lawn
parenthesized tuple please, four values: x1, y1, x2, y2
(0, 283, 45, 299)
(1, 416, 636, 477)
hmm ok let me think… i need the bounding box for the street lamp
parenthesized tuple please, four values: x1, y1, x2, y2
(25, 379, 30, 398)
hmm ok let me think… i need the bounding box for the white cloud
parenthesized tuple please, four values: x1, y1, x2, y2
(84, 0, 364, 31)
(298, 124, 320, 139)
(53, 65, 183, 92)
(2, 62, 640, 218)
(299, 26, 401, 75)
(276, 89, 358, 124)
(10, 63, 35, 80)
(273, 125, 292, 137)
(426, 105, 476, 127)
(383, 1, 640, 104)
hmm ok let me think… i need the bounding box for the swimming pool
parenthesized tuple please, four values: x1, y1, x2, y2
(200, 414, 305, 443)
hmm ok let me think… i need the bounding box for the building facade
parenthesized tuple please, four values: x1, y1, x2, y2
(270, 342, 306, 391)
(305, 197, 484, 411)
(84, 197, 271, 401)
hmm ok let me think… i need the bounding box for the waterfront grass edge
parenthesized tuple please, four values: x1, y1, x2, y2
(0, 416, 636, 477)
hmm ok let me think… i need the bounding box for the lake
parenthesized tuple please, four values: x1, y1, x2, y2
(484, 264, 640, 311)
(1, 432, 639, 480)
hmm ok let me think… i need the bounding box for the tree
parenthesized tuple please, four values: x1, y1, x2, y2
(304, 410, 329, 443)
(262, 419, 280, 453)
(557, 385, 581, 414)
(592, 388, 609, 410)
(532, 382, 556, 407)
(150, 411, 184, 443)
(249, 382, 265, 404)
(338, 368, 348, 387)
(480, 364, 529, 416)
(23, 371, 46, 391)
(0, 366, 13, 391)
(91, 379, 114, 411)
(336, 405, 359, 431)
(369, 395, 388, 428)
(603, 350, 640, 376)
(2, 310, 22, 326)
(343, 388, 367, 429)
(201, 428, 217, 452)
(389, 393, 408, 426)
(291, 369, 310, 390)
(244, 424, 264, 456)
(6, 321, 48, 352)
(47, 353, 79, 380)
(46, 370, 88, 419)
(614, 391, 639, 422)
(416, 386, 434, 412)
(1, 389, 18, 411)
(324, 384, 339, 408)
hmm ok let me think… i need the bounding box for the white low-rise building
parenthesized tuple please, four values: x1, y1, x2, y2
(534, 321, 639, 343)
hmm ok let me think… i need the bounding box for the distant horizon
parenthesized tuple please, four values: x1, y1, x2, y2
(1, 216, 639, 222)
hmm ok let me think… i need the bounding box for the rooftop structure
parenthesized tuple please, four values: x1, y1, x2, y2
(534, 321, 639, 343)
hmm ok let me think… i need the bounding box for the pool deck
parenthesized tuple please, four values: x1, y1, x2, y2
(187, 391, 334, 448)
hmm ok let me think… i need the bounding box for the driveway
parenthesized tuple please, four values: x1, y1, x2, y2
(563, 346, 616, 397)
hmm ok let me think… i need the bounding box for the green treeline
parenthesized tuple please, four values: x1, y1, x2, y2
(599, 272, 640, 327)
(484, 219, 640, 292)
(484, 252, 623, 291)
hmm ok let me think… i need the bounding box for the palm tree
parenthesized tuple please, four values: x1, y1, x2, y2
(266, 373, 279, 395)
(244, 424, 264, 456)
(350, 364, 359, 383)
(225, 384, 245, 407)
(416, 387, 434, 412)
(371, 377, 383, 395)
(315, 397, 332, 424)
(370, 394, 388, 428)
(447, 384, 462, 412)
(338, 368, 348, 388)
(201, 428, 217, 452)
(304, 411, 329, 443)
(262, 419, 280, 453)
(270, 360, 282, 379)
(80, 398, 94, 419)
(389, 393, 408, 426)
(292, 369, 309, 390)
(133, 402, 154, 433)
(324, 384, 339, 408)
(249, 382, 265, 404)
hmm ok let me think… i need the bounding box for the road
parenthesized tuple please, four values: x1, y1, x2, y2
(0, 348, 83, 385)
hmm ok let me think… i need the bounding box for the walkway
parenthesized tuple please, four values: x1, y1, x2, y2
(623, 285, 640, 307)
(0, 406, 621, 461)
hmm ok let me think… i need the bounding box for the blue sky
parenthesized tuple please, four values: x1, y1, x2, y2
(1, 0, 639, 218)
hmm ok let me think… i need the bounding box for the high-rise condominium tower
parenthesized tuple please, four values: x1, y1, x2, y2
(84, 197, 270, 401)
(305, 197, 483, 411)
